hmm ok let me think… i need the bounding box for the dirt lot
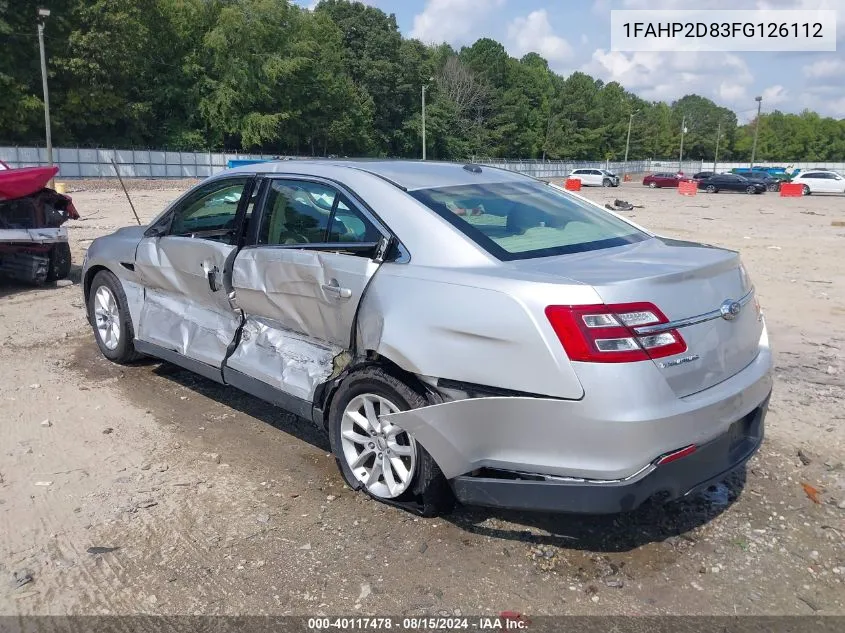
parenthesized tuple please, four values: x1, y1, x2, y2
(1, 178, 843, 616)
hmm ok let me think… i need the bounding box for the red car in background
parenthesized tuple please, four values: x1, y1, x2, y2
(642, 173, 685, 188)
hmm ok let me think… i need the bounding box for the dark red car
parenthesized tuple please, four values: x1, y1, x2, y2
(642, 173, 683, 188)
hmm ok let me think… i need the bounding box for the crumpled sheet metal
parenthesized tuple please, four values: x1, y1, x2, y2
(137, 288, 236, 367)
(0, 227, 67, 244)
(134, 237, 241, 366)
(226, 316, 342, 401)
(232, 247, 375, 347)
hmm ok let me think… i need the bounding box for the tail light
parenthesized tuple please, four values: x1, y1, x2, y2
(545, 302, 687, 363)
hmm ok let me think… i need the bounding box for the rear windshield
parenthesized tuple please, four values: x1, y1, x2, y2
(409, 181, 648, 261)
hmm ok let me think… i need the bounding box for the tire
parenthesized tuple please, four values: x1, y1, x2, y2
(648, 182, 657, 188)
(328, 366, 453, 516)
(706, 185, 717, 193)
(767, 183, 777, 192)
(602, 179, 611, 188)
(746, 186, 756, 194)
(802, 185, 811, 196)
(86, 270, 143, 364)
(45, 242, 72, 282)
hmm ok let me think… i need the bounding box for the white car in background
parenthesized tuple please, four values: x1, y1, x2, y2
(568, 168, 619, 187)
(791, 170, 845, 195)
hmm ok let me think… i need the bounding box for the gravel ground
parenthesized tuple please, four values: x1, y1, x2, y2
(0, 179, 843, 616)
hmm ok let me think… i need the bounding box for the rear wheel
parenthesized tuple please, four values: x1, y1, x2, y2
(802, 184, 811, 196)
(328, 366, 453, 516)
(86, 270, 142, 364)
(706, 185, 717, 193)
(45, 242, 72, 282)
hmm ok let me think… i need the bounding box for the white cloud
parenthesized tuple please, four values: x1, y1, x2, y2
(583, 50, 754, 105)
(762, 84, 789, 104)
(409, 0, 504, 45)
(507, 10, 573, 69)
(803, 56, 845, 79)
(719, 82, 748, 101)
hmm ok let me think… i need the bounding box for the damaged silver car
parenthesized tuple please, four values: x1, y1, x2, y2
(82, 161, 772, 515)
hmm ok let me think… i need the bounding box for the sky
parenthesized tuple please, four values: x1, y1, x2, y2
(296, 0, 845, 121)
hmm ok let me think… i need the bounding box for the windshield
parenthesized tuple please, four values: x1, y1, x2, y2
(409, 181, 648, 261)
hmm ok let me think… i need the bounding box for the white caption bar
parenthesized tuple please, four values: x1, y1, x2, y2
(611, 10, 837, 52)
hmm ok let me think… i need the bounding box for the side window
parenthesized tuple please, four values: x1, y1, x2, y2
(328, 199, 381, 244)
(170, 178, 249, 242)
(258, 180, 336, 245)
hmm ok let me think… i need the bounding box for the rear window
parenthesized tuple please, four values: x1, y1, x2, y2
(409, 181, 648, 261)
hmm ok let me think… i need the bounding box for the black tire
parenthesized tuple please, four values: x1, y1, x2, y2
(45, 242, 72, 282)
(602, 178, 611, 187)
(648, 182, 657, 188)
(86, 269, 143, 364)
(327, 366, 453, 516)
(746, 185, 756, 194)
(767, 183, 778, 192)
(802, 184, 811, 196)
(706, 185, 717, 193)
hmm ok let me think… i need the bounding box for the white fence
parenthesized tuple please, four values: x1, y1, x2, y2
(2, 146, 844, 179)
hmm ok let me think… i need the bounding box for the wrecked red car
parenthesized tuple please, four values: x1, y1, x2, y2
(0, 164, 78, 284)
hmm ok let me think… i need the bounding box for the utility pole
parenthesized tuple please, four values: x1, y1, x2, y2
(37, 8, 53, 169)
(713, 121, 722, 173)
(421, 84, 427, 161)
(624, 110, 638, 176)
(750, 95, 763, 169)
(678, 115, 687, 174)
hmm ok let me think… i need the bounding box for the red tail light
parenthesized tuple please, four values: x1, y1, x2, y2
(545, 302, 687, 363)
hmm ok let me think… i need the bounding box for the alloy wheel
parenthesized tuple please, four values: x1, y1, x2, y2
(339, 393, 417, 499)
(93, 286, 121, 350)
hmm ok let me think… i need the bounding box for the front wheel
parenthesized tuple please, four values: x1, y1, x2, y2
(328, 366, 453, 516)
(706, 185, 717, 193)
(767, 183, 778, 192)
(648, 182, 657, 189)
(746, 186, 757, 194)
(602, 179, 611, 187)
(86, 270, 143, 364)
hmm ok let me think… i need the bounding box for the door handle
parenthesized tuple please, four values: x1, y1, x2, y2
(206, 265, 220, 292)
(321, 281, 352, 299)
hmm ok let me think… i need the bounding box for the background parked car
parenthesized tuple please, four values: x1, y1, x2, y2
(743, 172, 781, 192)
(692, 171, 715, 181)
(790, 170, 845, 195)
(643, 173, 683, 188)
(568, 168, 618, 187)
(697, 173, 766, 194)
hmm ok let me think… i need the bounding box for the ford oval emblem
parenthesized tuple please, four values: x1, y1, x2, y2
(720, 299, 742, 321)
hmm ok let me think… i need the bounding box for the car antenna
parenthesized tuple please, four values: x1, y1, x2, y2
(110, 159, 142, 225)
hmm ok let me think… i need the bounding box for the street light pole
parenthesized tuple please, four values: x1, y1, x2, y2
(678, 115, 687, 174)
(713, 121, 722, 173)
(623, 110, 638, 176)
(421, 84, 427, 161)
(750, 95, 763, 169)
(37, 8, 53, 168)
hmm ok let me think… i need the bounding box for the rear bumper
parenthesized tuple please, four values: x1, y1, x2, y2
(450, 395, 768, 513)
(382, 328, 773, 484)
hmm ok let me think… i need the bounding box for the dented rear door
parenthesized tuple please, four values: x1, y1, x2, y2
(225, 178, 387, 403)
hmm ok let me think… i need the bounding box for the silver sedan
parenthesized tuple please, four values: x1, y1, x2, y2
(82, 160, 773, 515)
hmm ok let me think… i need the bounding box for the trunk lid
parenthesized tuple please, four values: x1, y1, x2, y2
(512, 237, 763, 397)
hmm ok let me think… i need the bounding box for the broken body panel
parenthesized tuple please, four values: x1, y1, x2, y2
(0, 174, 79, 284)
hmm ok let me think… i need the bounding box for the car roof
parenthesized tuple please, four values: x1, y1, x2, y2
(226, 159, 531, 192)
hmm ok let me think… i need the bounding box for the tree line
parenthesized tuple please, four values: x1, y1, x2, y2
(2, 0, 844, 162)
